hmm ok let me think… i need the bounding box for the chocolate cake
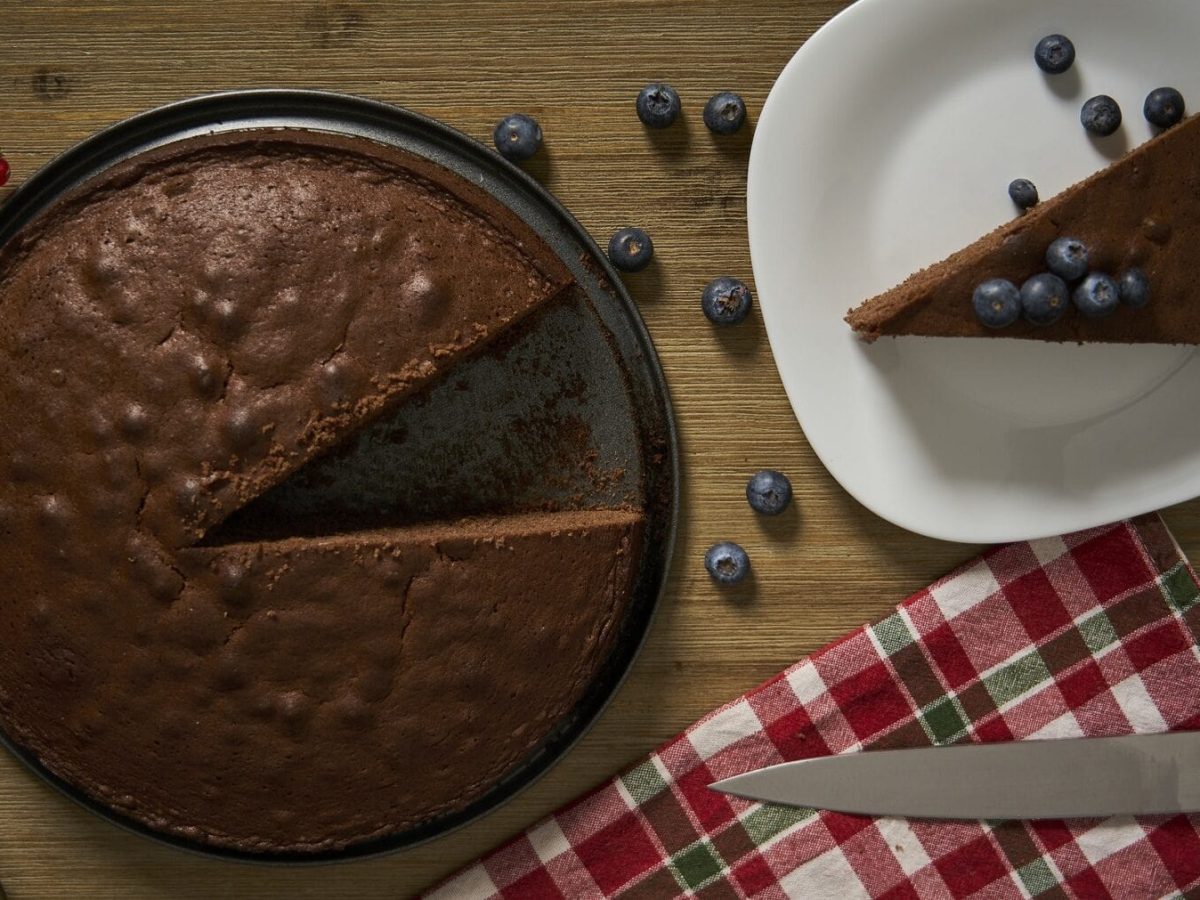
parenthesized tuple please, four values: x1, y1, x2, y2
(0, 130, 647, 853)
(845, 114, 1200, 343)
(11, 511, 643, 852)
(1, 129, 573, 549)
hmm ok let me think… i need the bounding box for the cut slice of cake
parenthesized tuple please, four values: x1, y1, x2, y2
(0, 130, 574, 549)
(5, 509, 643, 854)
(0, 127, 652, 856)
(845, 113, 1200, 343)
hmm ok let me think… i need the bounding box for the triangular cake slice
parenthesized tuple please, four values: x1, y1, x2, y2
(845, 113, 1200, 343)
(6, 509, 643, 854)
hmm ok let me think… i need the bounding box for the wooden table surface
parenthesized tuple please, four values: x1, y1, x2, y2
(3, 1, 1200, 897)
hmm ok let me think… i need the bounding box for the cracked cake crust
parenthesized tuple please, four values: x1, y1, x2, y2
(0, 130, 645, 853)
(7, 510, 643, 853)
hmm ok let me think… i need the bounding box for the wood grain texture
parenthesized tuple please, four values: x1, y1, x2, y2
(4, 1, 1200, 897)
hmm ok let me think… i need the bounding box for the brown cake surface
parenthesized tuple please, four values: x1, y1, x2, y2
(0, 130, 647, 853)
(0, 129, 572, 549)
(4, 510, 643, 853)
(845, 114, 1200, 343)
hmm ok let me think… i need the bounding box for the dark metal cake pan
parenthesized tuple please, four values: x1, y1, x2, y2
(0, 90, 678, 863)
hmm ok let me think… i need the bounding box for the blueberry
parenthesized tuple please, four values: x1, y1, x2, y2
(1008, 178, 1039, 210)
(703, 92, 747, 134)
(701, 276, 753, 325)
(492, 114, 542, 162)
(607, 226, 654, 272)
(746, 469, 792, 515)
(1045, 237, 1089, 281)
(972, 279, 1021, 329)
(704, 541, 750, 585)
(1020, 273, 1069, 326)
(636, 83, 681, 129)
(1034, 34, 1075, 74)
(1144, 87, 1185, 129)
(1072, 272, 1120, 318)
(1081, 95, 1122, 136)
(1118, 268, 1150, 308)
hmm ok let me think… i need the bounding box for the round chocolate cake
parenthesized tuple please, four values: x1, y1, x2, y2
(0, 130, 645, 853)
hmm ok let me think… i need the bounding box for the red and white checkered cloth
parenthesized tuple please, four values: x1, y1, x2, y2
(428, 514, 1200, 899)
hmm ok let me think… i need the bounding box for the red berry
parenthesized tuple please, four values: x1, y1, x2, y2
(0, 156, 9, 187)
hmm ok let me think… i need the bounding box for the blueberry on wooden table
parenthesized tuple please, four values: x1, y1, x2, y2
(746, 470, 792, 516)
(701, 277, 753, 325)
(492, 114, 542, 161)
(1020, 273, 1069, 326)
(705, 541, 750, 585)
(1144, 87, 1185, 129)
(1081, 95, 1122, 136)
(1008, 178, 1039, 210)
(607, 226, 654, 272)
(1072, 272, 1120, 318)
(972, 279, 1021, 329)
(636, 82, 681, 128)
(1045, 237, 1090, 281)
(703, 92, 747, 134)
(1034, 34, 1075, 74)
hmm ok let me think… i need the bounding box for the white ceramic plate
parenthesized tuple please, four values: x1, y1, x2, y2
(749, 0, 1200, 543)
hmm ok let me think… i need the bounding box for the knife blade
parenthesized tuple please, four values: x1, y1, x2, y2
(708, 732, 1200, 819)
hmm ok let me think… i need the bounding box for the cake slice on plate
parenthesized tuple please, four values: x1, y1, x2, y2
(845, 113, 1200, 344)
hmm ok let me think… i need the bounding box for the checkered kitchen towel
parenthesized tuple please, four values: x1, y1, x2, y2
(429, 514, 1200, 899)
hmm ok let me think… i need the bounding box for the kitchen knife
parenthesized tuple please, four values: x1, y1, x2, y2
(708, 732, 1200, 819)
